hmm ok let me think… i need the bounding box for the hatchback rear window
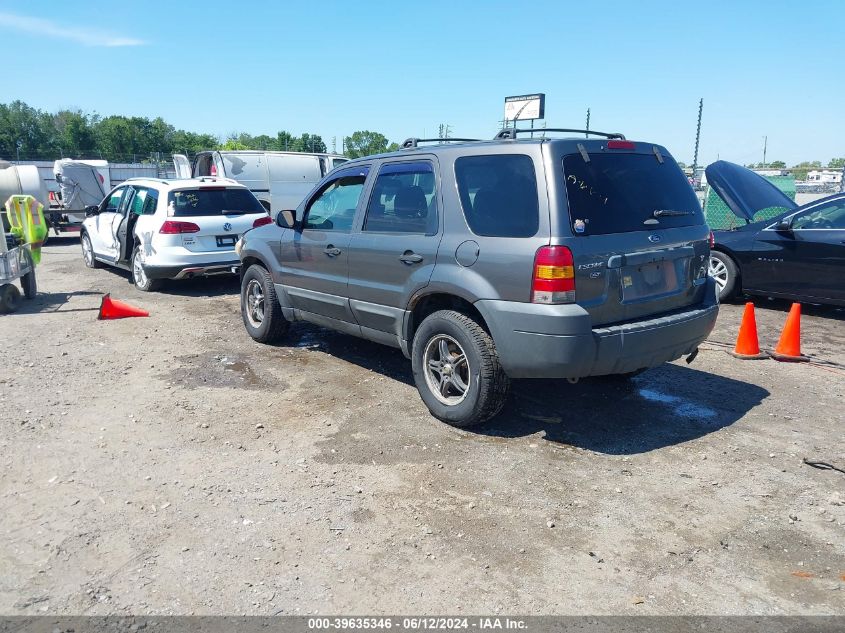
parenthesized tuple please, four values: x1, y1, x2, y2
(455, 154, 539, 237)
(167, 187, 265, 217)
(562, 153, 703, 235)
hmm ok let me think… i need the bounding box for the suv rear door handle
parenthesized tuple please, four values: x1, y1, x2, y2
(399, 252, 424, 264)
(324, 246, 342, 257)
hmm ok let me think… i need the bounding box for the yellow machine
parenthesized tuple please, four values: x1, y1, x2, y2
(5, 195, 47, 264)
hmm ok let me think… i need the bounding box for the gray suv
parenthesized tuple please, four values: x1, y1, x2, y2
(237, 129, 719, 427)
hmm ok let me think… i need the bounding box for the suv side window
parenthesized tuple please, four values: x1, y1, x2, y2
(790, 199, 845, 230)
(303, 167, 370, 232)
(102, 187, 125, 213)
(363, 161, 438, 234)
(130, 187, 159, 216)
(455, 154, 539, 237)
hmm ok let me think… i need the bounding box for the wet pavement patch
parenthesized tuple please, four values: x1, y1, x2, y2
(167, 353, 271, 390)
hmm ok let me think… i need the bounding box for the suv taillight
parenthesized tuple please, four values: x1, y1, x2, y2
(159, 220, 200, 234)
(532, 246, 575, 304)
(709, 230, 715, 248)
(253, 216, 273, 228)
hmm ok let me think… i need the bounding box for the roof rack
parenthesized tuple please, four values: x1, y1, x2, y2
(400, 137, 480, 149)
(494, 128, 626, 140)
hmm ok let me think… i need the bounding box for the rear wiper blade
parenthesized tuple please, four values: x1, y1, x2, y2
(653, 209, 693, 217)
(222, 210, 246, 215)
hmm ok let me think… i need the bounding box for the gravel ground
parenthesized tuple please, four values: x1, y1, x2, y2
(1, 236, 843, 615)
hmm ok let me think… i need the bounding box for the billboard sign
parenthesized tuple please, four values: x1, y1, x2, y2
(504, 94, 545, 122)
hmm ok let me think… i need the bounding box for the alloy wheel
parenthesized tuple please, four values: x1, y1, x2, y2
(423, 334, 470, 406)
(245, 279, 265, 328)
(709, 255, 729, 292)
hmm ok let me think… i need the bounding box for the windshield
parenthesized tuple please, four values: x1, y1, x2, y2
(562, 153, 703, 235)
(167, 187, 265, 217)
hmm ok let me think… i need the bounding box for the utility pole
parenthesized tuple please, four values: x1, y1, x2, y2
(332, 136, 336, 153)
(585, 108, 590, 137)
(692, 98, 703, 178)
(762, 136, 767, 167)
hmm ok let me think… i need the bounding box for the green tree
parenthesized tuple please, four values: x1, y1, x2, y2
(94, 115, 136, 158)
(343, 130, 392, 158)
(295, 133, 327, 153)
(53, 110, 97, 156)
(828, 157, 845, 169)
(0, 100, 55, 159)
(768, 160, 786, 168)
(252, 134, 276, 150)
(275, 131, 297, 151)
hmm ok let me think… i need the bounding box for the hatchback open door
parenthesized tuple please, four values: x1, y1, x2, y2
(173, 154, 192, 179)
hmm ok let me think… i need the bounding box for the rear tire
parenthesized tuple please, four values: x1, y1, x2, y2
(241, 264, 289, 344)
(0, 283, 22, 313)
(81, 232, 102, 268)
(709, 251, 738, 302)
(411, 310, 510, 428)
(131, 247, 162, 292)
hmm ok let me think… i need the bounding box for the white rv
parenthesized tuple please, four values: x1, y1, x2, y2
(173, 150, 349, 212)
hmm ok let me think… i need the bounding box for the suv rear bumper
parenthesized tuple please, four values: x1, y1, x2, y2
(475, 279, 718, 379)
(144, 259, 240, 280)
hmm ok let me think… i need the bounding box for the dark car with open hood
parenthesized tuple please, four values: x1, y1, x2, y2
(706, 161, 845, 307)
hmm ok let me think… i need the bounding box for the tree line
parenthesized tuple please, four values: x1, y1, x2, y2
(0, 100, 399, 162)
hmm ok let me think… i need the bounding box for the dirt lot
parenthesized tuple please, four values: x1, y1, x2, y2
(1, 236, 843, 615)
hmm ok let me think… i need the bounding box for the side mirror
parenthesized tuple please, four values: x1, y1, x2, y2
(84, 205, 99, 216)
(276, 209, 297, 229)
(774, 218, 792, 232)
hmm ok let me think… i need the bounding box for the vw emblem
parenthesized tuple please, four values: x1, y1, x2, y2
(223, 223, 232, 232)
(648, 234, 661, 243)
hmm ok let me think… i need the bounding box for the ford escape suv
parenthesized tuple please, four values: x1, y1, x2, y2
(236, 129, 719, 427)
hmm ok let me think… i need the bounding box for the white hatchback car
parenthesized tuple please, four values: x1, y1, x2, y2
(80, 177, 272, 291)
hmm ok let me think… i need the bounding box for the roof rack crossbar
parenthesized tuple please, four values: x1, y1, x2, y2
(401, 137, 480, 149)
(494, 128, 626, 141)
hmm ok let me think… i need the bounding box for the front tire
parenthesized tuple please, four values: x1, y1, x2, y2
(411, 310, 510, 428)
(21, 249, 36, 299)
(241, 264, 289, 343)
(81, 232, 101, 268)
(131, 247, 162, 292)
(709, 250, 738, 302)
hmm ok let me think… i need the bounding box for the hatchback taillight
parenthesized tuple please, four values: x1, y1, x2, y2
(709, 230, 715, 248)
(253, 216, 273, 228)
(532, 246, 575, 304)
(159, 220, 201, 234)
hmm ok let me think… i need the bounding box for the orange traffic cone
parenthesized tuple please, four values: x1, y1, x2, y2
(770, 303, 807, 362)
(97, 294, 149, 320)
(730, 302, 768, 359)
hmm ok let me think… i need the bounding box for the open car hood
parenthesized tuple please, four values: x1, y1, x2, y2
(705, 160, 797, 222)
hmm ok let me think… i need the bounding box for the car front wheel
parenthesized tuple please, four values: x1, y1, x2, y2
(241, 264, 289, 343)
(81, 233, 101, 269)
(411, 310, 510, 428)
(709, 251, 738, 301)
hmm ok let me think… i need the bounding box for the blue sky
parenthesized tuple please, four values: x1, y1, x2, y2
(1, 0, 842, 166)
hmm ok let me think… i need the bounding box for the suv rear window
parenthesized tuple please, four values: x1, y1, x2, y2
(455, 154, 539, 237)
(562, 153, 703, 235)
(167, 187, 265, 217)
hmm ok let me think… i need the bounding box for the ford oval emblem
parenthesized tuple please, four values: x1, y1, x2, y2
(648, 234, 661, 243)
(223, 222, 232, 232)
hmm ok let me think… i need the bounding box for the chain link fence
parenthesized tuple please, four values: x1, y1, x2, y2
(702, 175, 797, 230)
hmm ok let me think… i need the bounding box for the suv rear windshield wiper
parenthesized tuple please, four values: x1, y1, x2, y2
(222, 210, 246, 215)
(653, 209, 694, 217)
